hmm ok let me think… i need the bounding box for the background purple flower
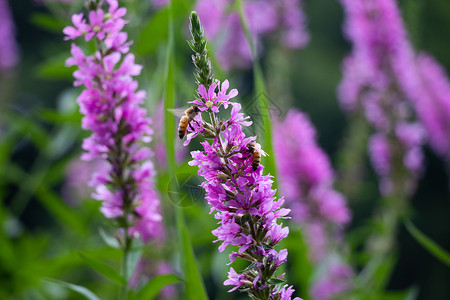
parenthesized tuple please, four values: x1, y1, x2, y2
(414, 53, 450, 161)
(0, 0, 19, 70)
(338, 0, 425, 196)
(195, 0, 309, 70)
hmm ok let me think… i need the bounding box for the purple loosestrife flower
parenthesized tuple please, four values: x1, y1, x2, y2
(185, 12, 301, 300)
(186, 82, 300, 300)
(0, 0, 19, 70)
(338, 0, 425, 196)
(414, 54, 450, 161)
(64, 0, 162, 243)
(193, 0, 309, 70)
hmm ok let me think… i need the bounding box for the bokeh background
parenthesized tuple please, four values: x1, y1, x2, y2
(1, 0, 450, 299)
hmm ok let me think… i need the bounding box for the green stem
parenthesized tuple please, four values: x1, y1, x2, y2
(119, 227, 131, 300)
(235, 0, 278, 189)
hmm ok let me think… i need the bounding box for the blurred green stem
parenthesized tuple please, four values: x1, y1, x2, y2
(164, 6, 208, 300)
(336, 111, 370, 202)
(235, 0, 278, 189)
(119, 228, 131, 300)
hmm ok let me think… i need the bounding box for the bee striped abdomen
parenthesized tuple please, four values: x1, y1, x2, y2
(252, 151, 261, 171)
(178, 115, 189, 139)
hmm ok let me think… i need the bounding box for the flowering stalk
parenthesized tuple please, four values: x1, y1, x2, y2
(339, 0, 425, 200)
(185, 12, 301, 300)
(338, 0, 425, 287)
(64, 0, 162, 295)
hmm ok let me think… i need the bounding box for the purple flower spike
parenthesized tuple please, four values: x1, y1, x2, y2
(0, 0, 19, 70)
(338, 0, 425, 196)
(64, 1, 162, 243)
(184, 81, 299, 298)
(414, 53, 450, 161)
(186, 11, 299, 298)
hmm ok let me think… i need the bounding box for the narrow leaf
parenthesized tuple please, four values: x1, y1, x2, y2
(126, 238, 143, 281)
(31, 13, 66, 32)
(134, 274, 181, 300)
(45, 279, 101, 300)
(177, 207, 209, 300)
(78, 252, 126, 285)
(235, 0, 278, 190)
(136, 8, 169, 55)
(405, 220, 450, 267)
(99, 228, 121, 249)
(164, 4, 208, 299)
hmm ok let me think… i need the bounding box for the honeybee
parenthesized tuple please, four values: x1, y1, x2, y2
(247, 142, 267, 171)
(169, 106, 201, 139)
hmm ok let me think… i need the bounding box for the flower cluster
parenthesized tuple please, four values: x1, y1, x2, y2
(184, 12, 301, 300)
(273, 109, 353, 299)
(338, 0, 425, 196)
(414, 53, 450, 162)
(194, 0, 309, 70)
(0, 0, 19, 70)
(64, 0, 162, 242)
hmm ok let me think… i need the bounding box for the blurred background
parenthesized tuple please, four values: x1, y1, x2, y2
(1, 0, 450, 299)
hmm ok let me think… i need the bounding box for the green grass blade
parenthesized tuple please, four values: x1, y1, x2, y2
(78, 252, 126, 285)
(133, 274, 181, 300)
(44, 279, 101, 300)
(235, 0, 277, 188)
(164, 3, 208, 299)
(176, 206, 208, 300)
(405, 220, 450, 267)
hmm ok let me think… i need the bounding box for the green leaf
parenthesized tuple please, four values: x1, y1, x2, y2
(133, 274, 181, 300)
(78, 252, 126, 285)
(99, 228, 121, 249)
(176, 208, 209, 300)
(286, 227, 312, 300)
(405, 220, 450, 267)
(35, 54, 76, 80)
(136, 8, 169, 55)
(126, 238, 143, 281)
(267, 278, 285, 285)
(31, 13, 66, 33)
(44, 279, 101, 300)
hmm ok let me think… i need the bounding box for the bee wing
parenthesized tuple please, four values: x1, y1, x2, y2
(167, 108, 186, 118)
